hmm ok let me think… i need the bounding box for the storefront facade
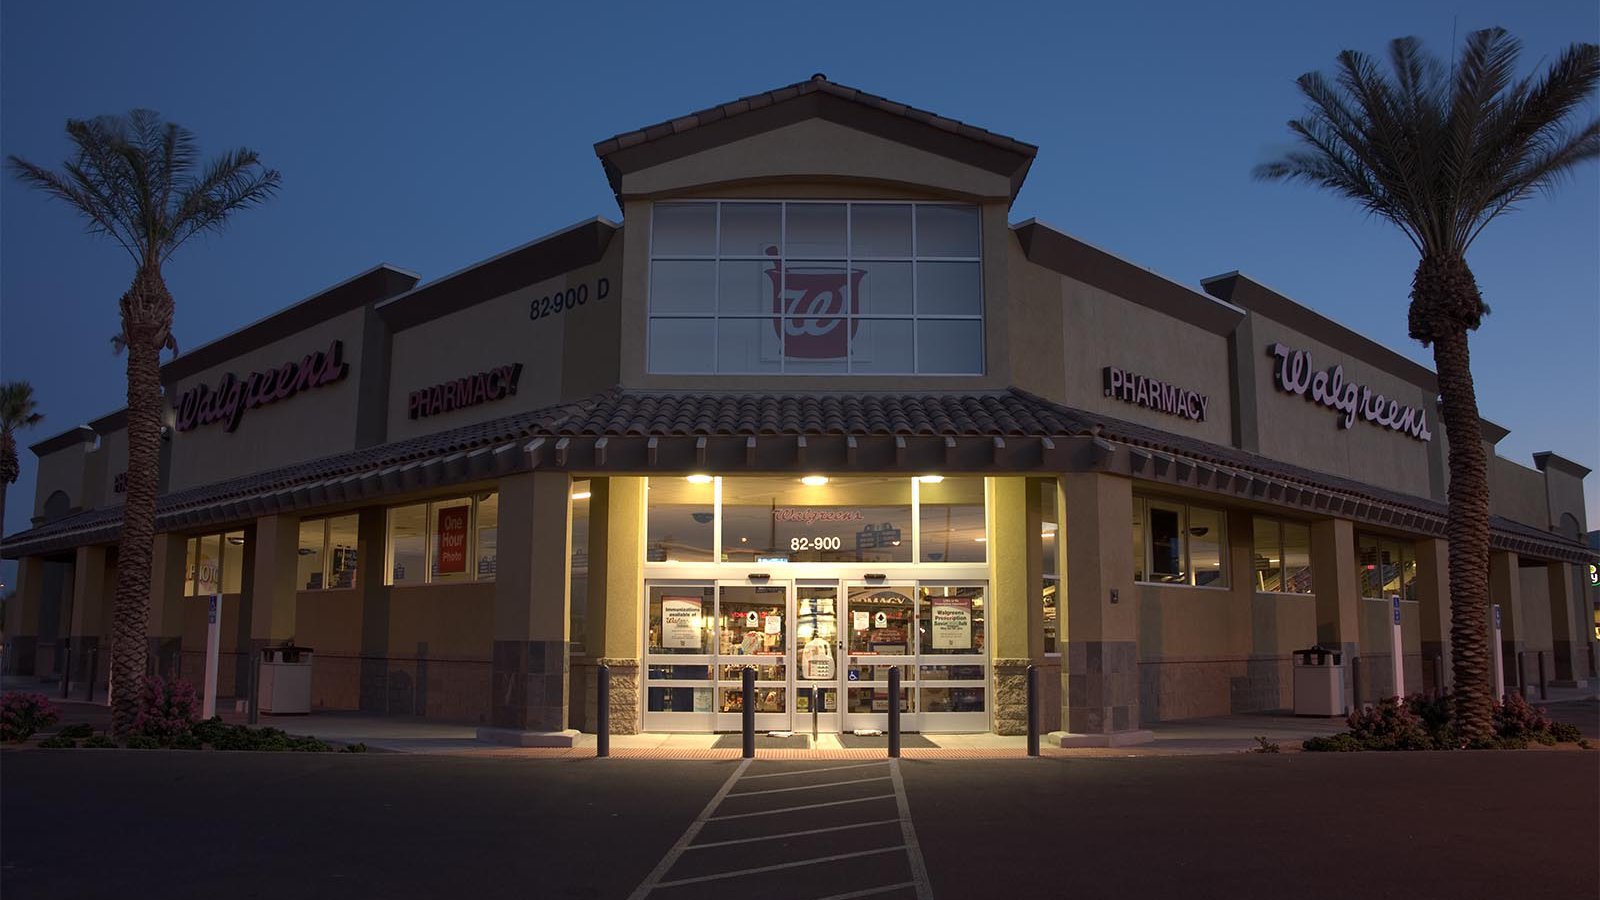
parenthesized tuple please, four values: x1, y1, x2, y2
(4, 76, 1595, 745)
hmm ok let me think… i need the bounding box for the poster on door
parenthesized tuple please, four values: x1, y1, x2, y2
(436, 506, 470, 574)
(661, 596, 704, 649)
(929, 596, 973, 650)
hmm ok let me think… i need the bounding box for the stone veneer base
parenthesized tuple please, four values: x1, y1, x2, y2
(477, 727, 580, 747)
(1049, 729, 1155, 748)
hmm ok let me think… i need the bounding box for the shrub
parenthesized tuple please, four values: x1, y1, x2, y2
(57, 723, 95, 740)
(38, 734, 77, 749)
(132, 676, 200, 744)
(340, 742, 368, 753)
(1, 692, 61, 742)
(1303, 733, 1363, 752)
(1345, 697, 1434, 750)
(123, 734, 162, 750)
(1550, 722, 1583, 744)
(82, 734, 118, 749)
(1251, 736, 1280, 753)
(1493, 693, 1553, 740)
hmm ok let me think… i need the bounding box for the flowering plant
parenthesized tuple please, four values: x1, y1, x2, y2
(1, 691, 61, 741)
(131, 675, 200, 744)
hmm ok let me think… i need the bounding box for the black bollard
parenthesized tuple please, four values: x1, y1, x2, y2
(83, 646, 97, 702)
(741, 666, 756, 759)
(1026, 664, 1040, 757)
(597, 663, 611, 758)
(248, 649, 261, 725)
(1537, 652, 1547, 701)
(59, 639, 71, 700)
(887, 666, 901, 759)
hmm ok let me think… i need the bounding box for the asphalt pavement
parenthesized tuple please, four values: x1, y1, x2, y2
(2, 747, 1595, 899)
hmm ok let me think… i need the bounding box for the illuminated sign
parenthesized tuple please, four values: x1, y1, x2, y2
(408, 364, 523, 420)
(1268, 344, 1432, 442)
(1589, 563, 1598, 587)
(1102, 366, 1208, 422)
(174, 340, 349, 433)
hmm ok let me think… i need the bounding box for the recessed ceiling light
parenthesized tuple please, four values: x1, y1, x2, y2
(570, 491, 592, 501)
(917, 475, 944, 483)
(974, 537, 987, 543)
(686, 474, 713, 484)
(801, 475, 829, 486)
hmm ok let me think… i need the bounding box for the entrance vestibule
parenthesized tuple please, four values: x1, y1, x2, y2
(642, 577, 988, 733)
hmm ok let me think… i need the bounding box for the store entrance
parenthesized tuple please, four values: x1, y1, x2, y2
(642, 578, 988, 734)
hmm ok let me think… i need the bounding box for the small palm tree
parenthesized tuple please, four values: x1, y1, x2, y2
(1256, 29, 1598, 743)
(9, 112, 280, 732)
(0, 381, 45, 540)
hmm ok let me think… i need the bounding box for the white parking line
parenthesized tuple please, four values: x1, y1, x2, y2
(889, 761, 934, 900)
(739, 762, 890, 780)
(624, 759, 751, 900)
(685, 819, 903, 850)
(727, 775, 892, 797)
(812, 883, 920, 900)
(706, 794, 898, 821)
(654, 846, 906, 888)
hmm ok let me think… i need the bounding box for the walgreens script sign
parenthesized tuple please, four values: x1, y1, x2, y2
(763, 255, 865, 359)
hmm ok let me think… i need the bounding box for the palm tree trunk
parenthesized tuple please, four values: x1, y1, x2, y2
(1414, 256, 1495, 744)
(108, 266, 172, 734)
(0, 477, 9, 547)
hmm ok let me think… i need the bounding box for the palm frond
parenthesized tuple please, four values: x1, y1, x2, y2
(166, 148, 281, 258)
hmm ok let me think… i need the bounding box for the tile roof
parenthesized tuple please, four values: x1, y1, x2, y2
(4, 387, 1591, 565)
(593, 74, 1038, 161)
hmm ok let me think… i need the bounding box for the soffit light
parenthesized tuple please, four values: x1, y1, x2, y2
(686, 474, 713, 484)
(917, 475, 944, 483)
(571, 491, 592, 501)
(801, 475, 829, 486)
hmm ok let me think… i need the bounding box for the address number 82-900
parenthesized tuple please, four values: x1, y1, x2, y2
(791, 536, 843, 551)
(529, 277, 610, 322)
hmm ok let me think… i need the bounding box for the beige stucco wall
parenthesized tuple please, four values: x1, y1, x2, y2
(80, 426, 128, 510)
(165, 307, 368, 491)
(1489, 456, 1551, 528)
(1248, 318, 1436, 497)
(385, 241, 624, 442)
(31, 443, 90, 518)
(1047, 273, 1234, 446)
(619, 118, 1014, 201)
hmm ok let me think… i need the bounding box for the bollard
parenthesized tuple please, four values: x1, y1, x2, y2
(1432, 654, 1444, 696)
(741, 666, 756, 759)
(1537, 652, 1547, 701)
(59, 639, 71, 700)
(1350, 656, 1363, 712)
(1026, 664, 1039, 757)
(596, 663, 611, 758)
(1515, 650, 1526, 698)
(887, 666, 901, 759)
(82, 647, 97, 702)
(248, 649, 261, 725)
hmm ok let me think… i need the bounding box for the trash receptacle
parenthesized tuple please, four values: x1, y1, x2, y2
(1292, 644, 1346, 716)
(258, 644, 314, 715)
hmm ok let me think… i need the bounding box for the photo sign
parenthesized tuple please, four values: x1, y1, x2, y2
(661, 596, 704, 649)
(929, 597, 972, 650)
(436, 506, 470, 574)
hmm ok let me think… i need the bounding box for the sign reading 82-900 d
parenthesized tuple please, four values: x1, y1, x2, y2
(529, 278, 610, 322)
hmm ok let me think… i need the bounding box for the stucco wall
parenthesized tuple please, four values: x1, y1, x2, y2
(1489, 456, 1551, 528)
(1247, 318, 1436, 497)
(31, 443, 89, 519)
(80, 426, 128, 511)
(165, 307, 368, 492)
(385, 240, 624, 441)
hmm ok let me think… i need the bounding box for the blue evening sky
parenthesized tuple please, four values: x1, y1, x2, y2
(2, 1, 1596, 587)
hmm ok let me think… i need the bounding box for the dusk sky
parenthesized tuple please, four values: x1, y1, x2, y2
(2, 1, 1596, 587)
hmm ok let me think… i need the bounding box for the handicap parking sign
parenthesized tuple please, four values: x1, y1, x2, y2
(847, 670, 859, 681)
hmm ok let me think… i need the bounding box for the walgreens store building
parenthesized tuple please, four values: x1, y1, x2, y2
(4, 77, 1595, 746)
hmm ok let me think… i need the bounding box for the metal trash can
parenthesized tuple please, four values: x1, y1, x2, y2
(258, 644, 314, 715)
(1292, 644, 1346, 716)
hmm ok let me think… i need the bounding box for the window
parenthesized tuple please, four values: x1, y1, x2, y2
(1133, 497, 1228, 587)
(384, 495, 497, 586)
(297, 515, 360, 591)
(918, 477, 985, 563)
(1040, 479, 1059, 654)
(647, 201, 983, 374)
(569, 481, 588, 654)
(1252, 516, 1313, 594)
(721, 475, 913, 563)
(647, 476, 716, 563)
(1358, 534, 1416, 600)
(183, 531, 248, 597)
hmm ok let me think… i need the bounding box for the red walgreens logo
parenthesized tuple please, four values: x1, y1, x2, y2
(763, 251, 865, 359)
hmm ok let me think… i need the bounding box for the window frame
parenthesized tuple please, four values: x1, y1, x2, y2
(1357, 532, 1417, 601)
(384, 494, 500, 588)
(293, 514, 361, 593)
(646, 200, 985, 376)
(1133, 495, 1230, 589)
(1251, 515, 1314, 595)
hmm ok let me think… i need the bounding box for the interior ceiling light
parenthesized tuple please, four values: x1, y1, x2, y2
(570, 491, 592, 501)
(974, 536, 987, 542)
(917, 474, 945, 483)
(801, 475, 829, 486)
(686, 474, 713, 484)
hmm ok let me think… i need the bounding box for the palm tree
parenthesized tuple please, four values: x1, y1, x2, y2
(9, 112, 279, 732)
(1256, 29, 1598, 743)
(0, 381, 45, 541)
